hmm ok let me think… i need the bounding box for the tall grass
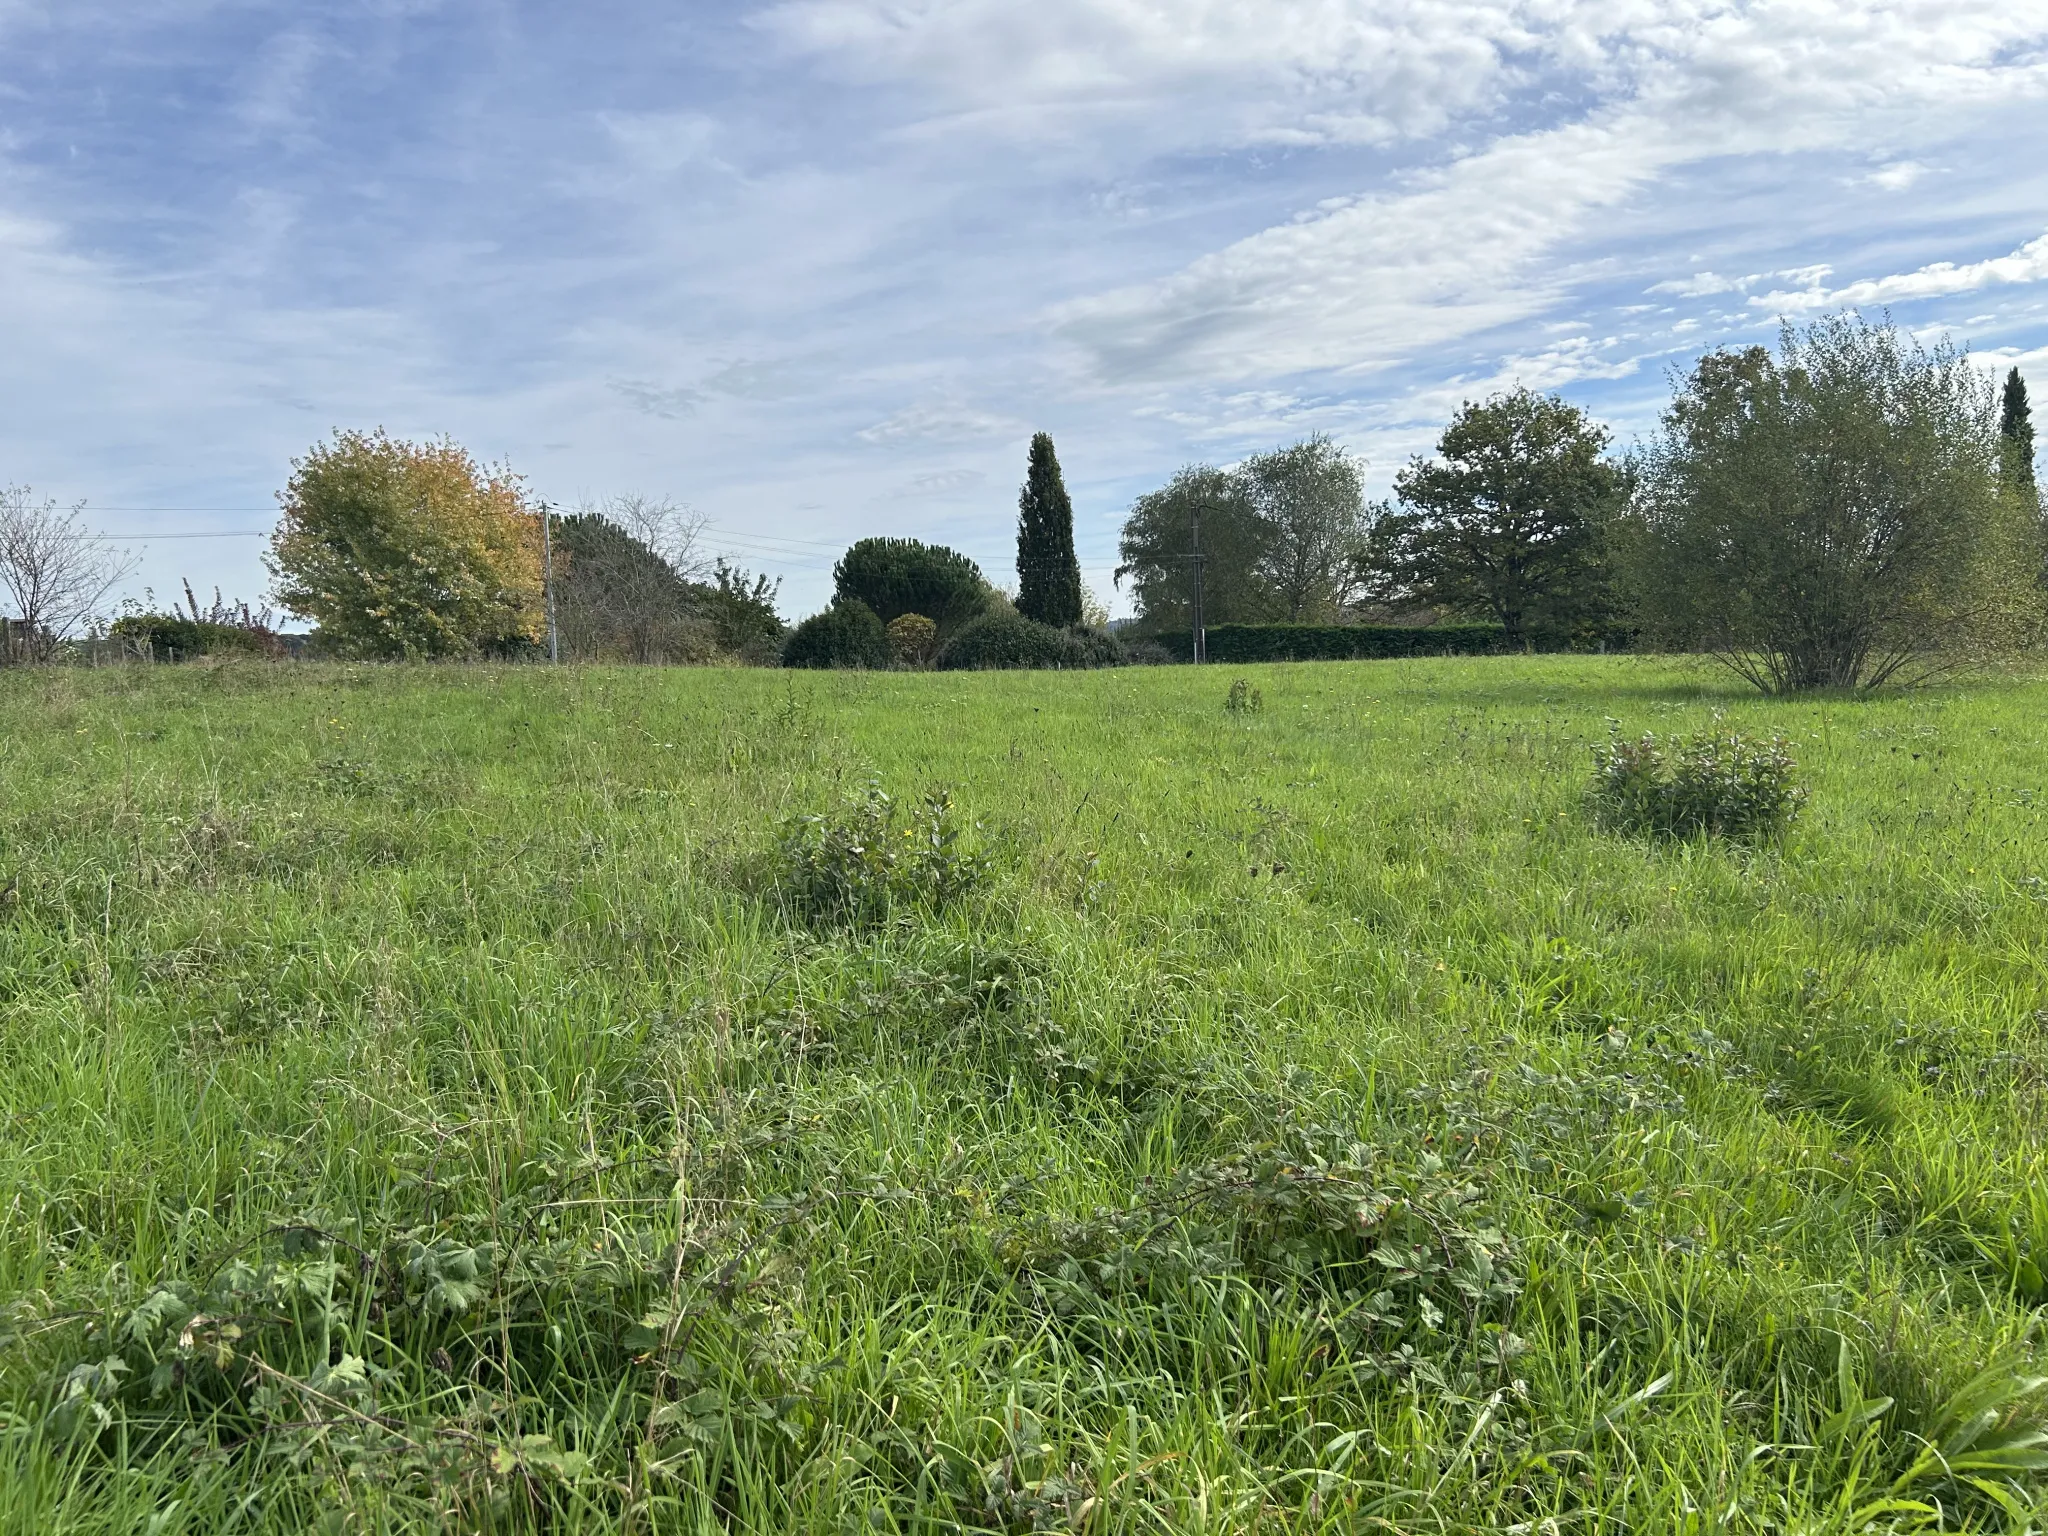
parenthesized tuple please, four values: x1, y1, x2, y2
(1, 655, 2046, 1532)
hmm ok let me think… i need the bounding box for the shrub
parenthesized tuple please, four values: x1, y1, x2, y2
(782, 600, 890, 669)
(110, 614, 278, 659)
(885, 612, 938, 667)
(1224, 678, 1263, 714)
(1590, 727, 1805, 839)
(934, 612, 1124, 670)
(771, 781, 987, 928)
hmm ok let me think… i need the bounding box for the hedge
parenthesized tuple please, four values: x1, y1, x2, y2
(935, 612, 1125, 670)
(108, 615, 279, 658)
(1157, 623, 1507, 663)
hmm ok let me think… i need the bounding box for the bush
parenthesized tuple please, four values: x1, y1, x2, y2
(1158, 623, 1509, 663)
(782, 600, 890, 669)
(1589, 728, 1805, 839)
(885, 612, 938, 667)
(110, 614, 279, 659)
(771, 781, 987, 928)
(935, 612, 1124, 670)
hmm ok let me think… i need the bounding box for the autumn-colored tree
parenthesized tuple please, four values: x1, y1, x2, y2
(268, 430, 543, 658)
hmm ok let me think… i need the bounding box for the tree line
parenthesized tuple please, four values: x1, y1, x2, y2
(1119, 313, 2046, 691)
(2, 313, 2038, 687)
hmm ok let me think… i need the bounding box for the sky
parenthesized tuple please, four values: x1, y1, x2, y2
(3, 0, 2046, 623)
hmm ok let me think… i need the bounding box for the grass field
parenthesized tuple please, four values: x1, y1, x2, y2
(3, 655, 2047, 1534)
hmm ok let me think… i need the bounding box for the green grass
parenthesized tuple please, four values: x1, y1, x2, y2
(2, 655, 2047, 1533)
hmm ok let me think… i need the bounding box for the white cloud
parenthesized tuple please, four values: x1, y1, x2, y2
(1752, 231, 2048, 312)
(755, 0, 1560, 154)
(1037, 2, 2048, 382)
(1863, 159, 1930, 191)
(858, 398, 1023, 443)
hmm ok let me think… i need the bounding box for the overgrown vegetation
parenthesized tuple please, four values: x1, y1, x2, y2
(1589, 726, 1806, 839)
(4, 656, 2048, 1532)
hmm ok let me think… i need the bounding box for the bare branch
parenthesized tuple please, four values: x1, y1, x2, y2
(0, 487, 137, 660)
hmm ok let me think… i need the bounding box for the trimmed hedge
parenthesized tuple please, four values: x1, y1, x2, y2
(935, 612, 1125, 670)
(1158, 623, 1507, 663)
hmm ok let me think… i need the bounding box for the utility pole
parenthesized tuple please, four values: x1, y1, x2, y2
(541, 501, 560, 664)
(1188, 506, 1207, 665)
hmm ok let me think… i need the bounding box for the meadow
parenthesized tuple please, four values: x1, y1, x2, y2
(1, 655, 2045, 1534)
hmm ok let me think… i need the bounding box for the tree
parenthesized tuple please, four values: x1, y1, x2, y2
(1368, 389, 1622, 645)
(833, 538, 989, 632)
(0, 486, 135, 661)
(1015, 432, 1082, 627)
(2001, 368, 2037, 489)
(1238, 434, 1368, 621)
(1115, 465, 1269, 633)
(269, 429, 542, 658)
(552, 506, 705, 663)
(700, 561, 785, 659)
(1629, 315, 2042, 691)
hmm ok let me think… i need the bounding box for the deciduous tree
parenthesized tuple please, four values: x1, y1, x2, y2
(1629, 316, 2042, 691)
(1115, 465, 1269, 632)
(0, 487, 135, 660)
(1368, 389, 1622, 645)
(1238, 434, 1368, 622)
(269, 430, 542, 658)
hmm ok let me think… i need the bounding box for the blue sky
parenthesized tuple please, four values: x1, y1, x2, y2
(3, 0, 2046, 621)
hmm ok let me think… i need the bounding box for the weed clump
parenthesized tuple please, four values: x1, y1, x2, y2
(771, 780, 988, 928)
(1224, 677, 1263, 715)
(1589, 726, 1804, 839)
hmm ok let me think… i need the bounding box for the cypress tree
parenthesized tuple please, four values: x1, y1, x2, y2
(1015, 432, 1083, 627)
(2001, 367, 2037, 498)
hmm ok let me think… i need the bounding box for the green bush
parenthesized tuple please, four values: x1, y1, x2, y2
(1159, 623, 1508, 663)
(781, 600, 891, 669)
(1589, 728, 1805, 839)
(771, 781, 987, 928)
(935, 612, 1124, 670)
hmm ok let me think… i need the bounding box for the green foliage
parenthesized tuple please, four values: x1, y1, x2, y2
(781, 599, 890, 669)
(833, 538, 989, 632)
(1589, 727, 1805, 839)
(770, 780, 987, 928)
(1629, 316, 2044, 690)
(2001, 367, 2037, 502)
(7, 659, 2048, 1531)
(1224, 677, 1263, 714)
(109, 615, 276, 659)
(1369, 388, 1624, 645)
(1016, 432, 1082, 627)
(1117, 439, 1369, 632)
(1238, 434, 1370, 622)
(1161, 621, 1508, 662)
(700, 560, 785, 660)
(1116, 464, 1270, 632)
(934, 610, 1123, 670)
(268, 429, 543, 659)
(884, 612, 938, 667)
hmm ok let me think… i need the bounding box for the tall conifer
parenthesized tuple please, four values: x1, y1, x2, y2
(2001, 367, 2037, 498)
(1015, 432, 1083, 626)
